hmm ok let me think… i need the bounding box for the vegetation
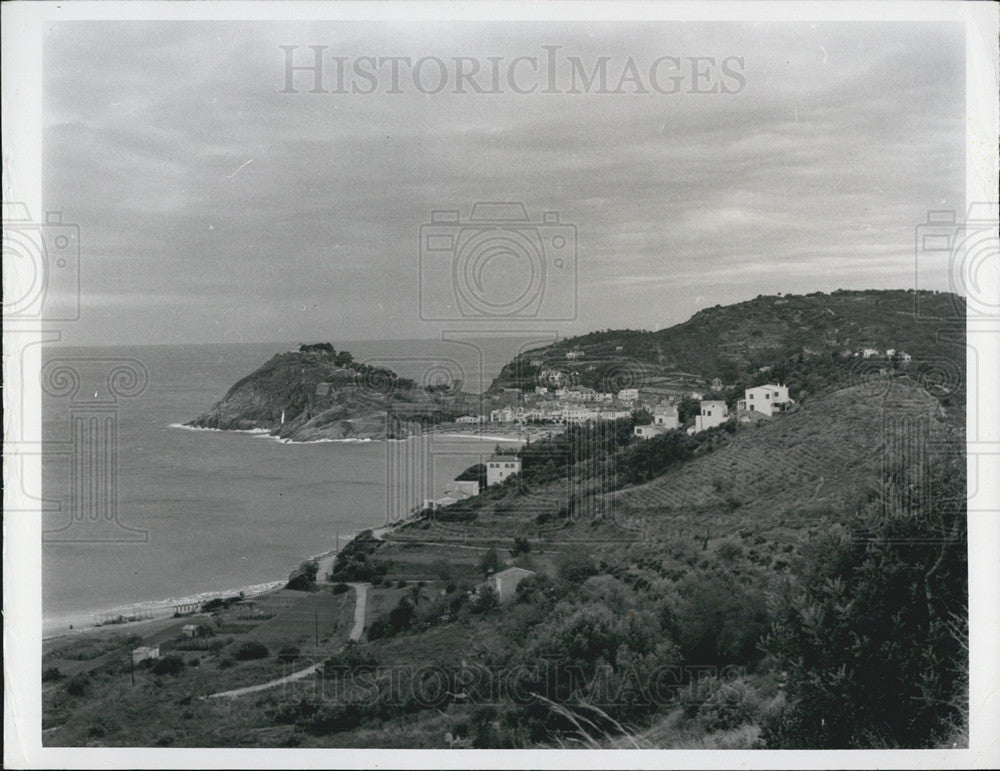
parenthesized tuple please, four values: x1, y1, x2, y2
(43, 290, 968, 749)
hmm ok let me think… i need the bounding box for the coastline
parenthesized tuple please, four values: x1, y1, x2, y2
(43, 535, 367, 643)
(171, 422, 561, 445)
(49, 422, 542, 643)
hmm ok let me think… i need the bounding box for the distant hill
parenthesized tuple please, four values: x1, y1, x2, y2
(186, 345, 475, 440)
(489, 289, 964, 393)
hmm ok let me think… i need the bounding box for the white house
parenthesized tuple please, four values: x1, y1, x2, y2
(737, 384, 792, 417)
(490, 408, 515, 423)
(487, 566, 536, 603)
(131, 646, 160, 665)
(456, 415, 486, 424)
(446, 480, 480, 498)
(711, 377, 724, 391)
(694, 400, 729, 432)
(862, 348, 880, 359)
(652, 404, 679, 430)
(182, 624, 198, 638)
(565, 350, 583, 360)
(486, 455, 521, 487)
(634, 424, 669, 439)
(618, 388, 639, 402)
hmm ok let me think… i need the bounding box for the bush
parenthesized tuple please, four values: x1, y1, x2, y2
(278, 645, 300, 663)
(665, 570, 770, 665)
(218, 657, 234, 670)
(286, 560, 319, 591)
(479, 547, 502, 577)
(152, 654, 186, 676)
(65, 674, 89, 697)
(42, 667, 63, 683)
(188, 657, 200, 667)
(233, 641, 269, 661)
(332, 582, 350, 594)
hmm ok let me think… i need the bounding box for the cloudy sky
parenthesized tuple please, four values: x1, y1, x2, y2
(44, 20, 965, 345)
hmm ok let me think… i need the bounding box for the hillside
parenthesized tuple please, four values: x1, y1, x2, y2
(47, 295, 967, 750)
(186, 345, 476, 440)
(489, 289, 964, 392)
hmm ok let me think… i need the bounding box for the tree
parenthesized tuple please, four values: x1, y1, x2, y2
(152, 654, 185, 676)
(407, 584, 425, 607)
(762, 459, 967, 748)
(480, 547, 502, 577)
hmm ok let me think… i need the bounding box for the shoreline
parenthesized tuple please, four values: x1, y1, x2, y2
(43, 533, 367, 643)
(171, 422, 560, 445)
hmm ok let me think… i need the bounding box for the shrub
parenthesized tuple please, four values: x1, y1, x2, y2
(332, 582, 350, 594)
(278, 645, 300, 663)
(188, 657, 200, 667)
(479, 547, 502, 577)
(218, 657, 234, 670)
(65, 674, 89, 697)
(286, 560, 319, 591)
(233, 641, 269, 661)
(152, 654, 186, 676)
(42, 667, 63, 683)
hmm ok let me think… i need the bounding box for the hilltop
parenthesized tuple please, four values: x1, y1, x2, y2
(186, 344, 477, 441)
(489, 289, 964, 393)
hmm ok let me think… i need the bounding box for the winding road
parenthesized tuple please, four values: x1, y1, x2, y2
(208, 582, 368, 699)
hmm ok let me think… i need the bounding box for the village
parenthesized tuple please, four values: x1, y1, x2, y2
(429, 344, 912, 514)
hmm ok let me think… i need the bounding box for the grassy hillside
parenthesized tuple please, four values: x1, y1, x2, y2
(490, 289, 964, 391)
(45, 293, 967, 749)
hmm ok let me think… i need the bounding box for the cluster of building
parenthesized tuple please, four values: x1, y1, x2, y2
(454, 384, 646, 427)
(632, 383, 795, 439)
(857, 347, 912, 361)
(422, 455, 524, 510)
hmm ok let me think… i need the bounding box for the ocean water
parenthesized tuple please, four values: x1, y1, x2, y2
(41, 338, 535, 633)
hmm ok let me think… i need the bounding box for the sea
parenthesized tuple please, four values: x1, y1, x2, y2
(41, 337, 539, 635)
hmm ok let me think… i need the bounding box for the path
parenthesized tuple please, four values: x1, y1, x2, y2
(208, 582, 368, 699)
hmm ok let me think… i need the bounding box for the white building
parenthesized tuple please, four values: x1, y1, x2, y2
(652, 404, 679, 430)
(456, 415, 486, 424)
(737, 384, 792, 417)
(862, 348, 880, 359)
(487, 566, 536, 603)
(634, 424, 668, 439)
(565, 351, 583, 360)
(490, 408, 515, 423)
(618, 388, 639, 402)
(694, 400, 729, 432)
(486, 455, 521, 486)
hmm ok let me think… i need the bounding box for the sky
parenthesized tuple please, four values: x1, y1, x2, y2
(43, 20, 966, 345)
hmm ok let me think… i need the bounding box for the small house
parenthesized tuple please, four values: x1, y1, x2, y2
(737, 384, 792, 417)
(488, 566, 536, 603)
(617, 388, 639, 402)
(486, 455, 521, 487)
(694, 400, 729, 432)
(634, 424, 668, 439)
(182, 624, 198, 638)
